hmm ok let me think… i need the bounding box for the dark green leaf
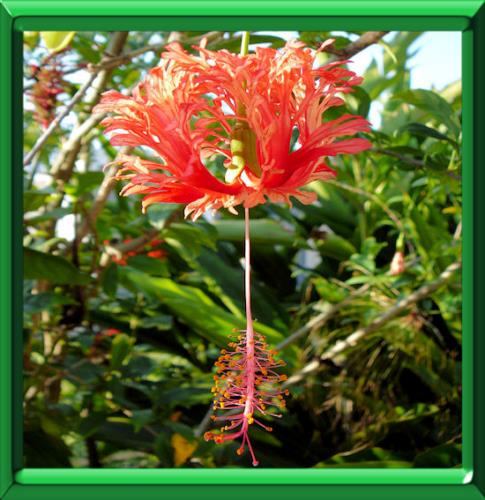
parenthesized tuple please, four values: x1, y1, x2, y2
(127, 255, 169, 277)
(24, 248, 90, 285)
(24, 291, 77, 314)
(100, 262, 118, 297)
(401, 122, 458, 147)
(110, 333, 134, 370)
(414, 444, 461, 467)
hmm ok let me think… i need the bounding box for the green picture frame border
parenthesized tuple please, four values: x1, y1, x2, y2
(1, 0, 483, 498)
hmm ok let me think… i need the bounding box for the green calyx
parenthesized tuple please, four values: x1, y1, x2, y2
(225, 121, 262, 184)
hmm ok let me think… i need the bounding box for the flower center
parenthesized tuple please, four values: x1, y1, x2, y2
(225, 120, 262, 184)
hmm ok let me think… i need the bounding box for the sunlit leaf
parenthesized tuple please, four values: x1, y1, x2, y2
(40, 31, 76, 53)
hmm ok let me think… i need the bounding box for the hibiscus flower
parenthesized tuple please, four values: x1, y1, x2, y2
(95, 35, 371, 466)
(94, 38, 371, 220)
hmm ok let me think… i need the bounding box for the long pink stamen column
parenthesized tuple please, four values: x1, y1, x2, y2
(203, 33, 287, 467)
(243, 207, 258, 464)
(204, 206, 288, 466)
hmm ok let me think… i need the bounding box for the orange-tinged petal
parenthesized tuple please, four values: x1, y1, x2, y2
(97, 40, 371, 219)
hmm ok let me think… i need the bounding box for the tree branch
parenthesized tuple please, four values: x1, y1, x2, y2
(98, 207, 183, 267)
(276, 284, 370, 351)
(285, 260, 461, 386)
(90, 31, 223, 72)
(23, 71, 98, 166)
(75, 146, 132, 245)
(372, 148, 462, 181)
(24, 32, 129, 167)
(326, 31, 389, 60)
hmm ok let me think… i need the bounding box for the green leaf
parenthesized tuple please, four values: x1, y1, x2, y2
(423, 141, 452, 172)
(212, 219, 295, 246)
(24, 191, 51, 212)
(78, 413, 107, 438)
(131, 409, 154, 433)
(40, 31, 76, 53)
(138, 314, 173, 331)
(347, 86, 371, 118)
(314, 233, 357, 260)
(394, 89, 460, 138)
(197, 247, 287, 327)
(126, 255, 169, 277)
(313, 276, 347, 303)
(24, 248, 90, 285)
(92, 420, 155, 449)
(147, 203, 181, 230)
(25, 207, 71, 225)
(316, 460, 413, 468)
(163, 221, 217, 261)
(308, 181, 356, 228)
(402, 359, 454, 399)
(110, 333, 134, 370)
(401, 122, 458, 147)
(65, 171, 105, 198)
(414, 443, 461, 468)
(24, 428, 72, 467)
(119, 267, 283, 346)
(156, 386, 211, 407)
(122, 355, 156, 378)
(100, 262, 118, 297)
(316, 446, 413, 468)
(154, 430, 174, 467)
(24, 291, 77, 314)
(209, 34, 286, 52)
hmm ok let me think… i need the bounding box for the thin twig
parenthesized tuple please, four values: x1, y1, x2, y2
(372, 148, 462, 181)
(194, 407, 214, 438)
(98, 207, 183, 267)
(373, 148, 425, 168)
(25, 32, 129, 169)
(91, 29, 224, 72)
(276, 284, 370, 351)
(89, 32, 222, 72)
(327, 178, 406, 236)
(322, 261, 461, 359)
(285, 260, 461, 385)
(23, 71, 98, 166)
(326, 31, 389, 61)
(75, 146, 132, 244)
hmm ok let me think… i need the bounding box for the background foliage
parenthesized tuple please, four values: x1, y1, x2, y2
(23, 30, 462, 468)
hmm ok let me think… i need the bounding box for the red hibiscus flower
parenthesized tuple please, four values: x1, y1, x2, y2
(94, 39, 371, 220)
(96, 36, 371, 466)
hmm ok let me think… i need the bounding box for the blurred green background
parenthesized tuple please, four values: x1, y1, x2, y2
(23, 30, 462, 468)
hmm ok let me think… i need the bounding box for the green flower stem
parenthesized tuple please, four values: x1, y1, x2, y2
(240, 31, 250, 57)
